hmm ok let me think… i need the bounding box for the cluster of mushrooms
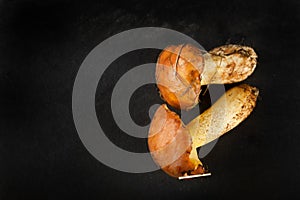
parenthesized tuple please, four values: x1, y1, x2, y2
(147, 43, 259, 179)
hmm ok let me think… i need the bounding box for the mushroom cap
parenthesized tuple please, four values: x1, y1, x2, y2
(156, 44, 204, 110)
(148, 104, 205, 177)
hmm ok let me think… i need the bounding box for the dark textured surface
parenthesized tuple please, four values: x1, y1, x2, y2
(1, 0, 300, 199)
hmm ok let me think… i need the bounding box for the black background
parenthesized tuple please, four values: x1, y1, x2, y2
(1, 0, 300, 199)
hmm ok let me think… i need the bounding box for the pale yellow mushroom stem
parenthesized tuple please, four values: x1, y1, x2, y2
(187, 84, 259, 165)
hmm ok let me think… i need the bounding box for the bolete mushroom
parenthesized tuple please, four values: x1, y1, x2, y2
(156, 44, 257, 110)
(148, 84, 259, 178)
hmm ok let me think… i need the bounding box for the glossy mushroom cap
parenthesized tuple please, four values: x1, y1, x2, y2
(148, 104, 206, 177)
(156, 44, 205, 110)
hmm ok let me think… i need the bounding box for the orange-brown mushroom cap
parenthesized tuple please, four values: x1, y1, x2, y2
(156, 44, 204, 110)
(148, 104, 206, 177)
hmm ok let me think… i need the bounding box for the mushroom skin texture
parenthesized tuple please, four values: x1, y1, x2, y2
(156, 44, 257, 110)
(155, 44, 205, 110)
(148, 104, 205, 178)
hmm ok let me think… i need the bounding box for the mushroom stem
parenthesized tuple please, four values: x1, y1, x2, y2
(201, 45, 257, 85)
(187, 84, 259, 162)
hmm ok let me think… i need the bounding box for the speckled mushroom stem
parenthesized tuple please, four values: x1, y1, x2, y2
(201, 44, 257, 85)
(186, 84, 259, 163)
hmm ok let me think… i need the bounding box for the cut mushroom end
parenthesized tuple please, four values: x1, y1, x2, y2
(148, 104, 207, 178)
